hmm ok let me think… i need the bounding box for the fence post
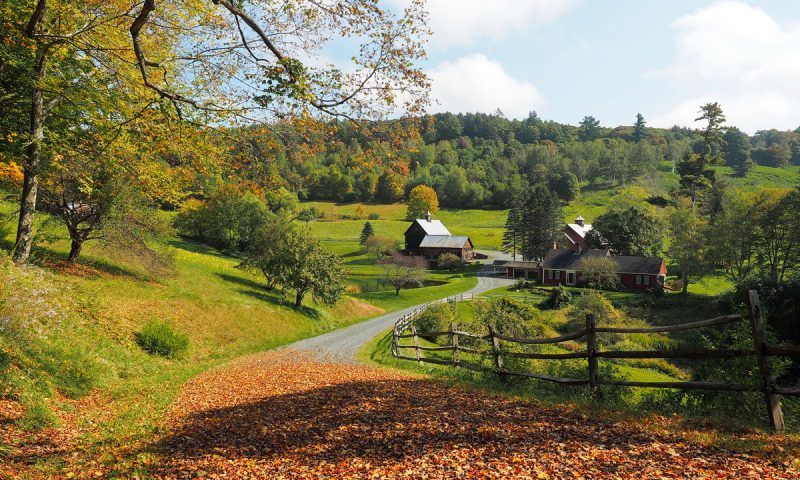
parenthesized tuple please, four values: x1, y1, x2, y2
(746, 290, 785, 433)
(586, 313, 600, 400)
(450, 322, 459, 366)
(489, 326, 506, 381)
(412, 326, 422, 366)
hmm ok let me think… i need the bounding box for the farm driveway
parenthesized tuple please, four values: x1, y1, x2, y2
(286, 251, 515, 363)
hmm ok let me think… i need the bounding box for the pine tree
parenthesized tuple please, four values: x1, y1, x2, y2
(520, 183, 562, 261)
(632, 113, 646, 143)
(359, 221, 374, 245)
(501, 194, 523, 260)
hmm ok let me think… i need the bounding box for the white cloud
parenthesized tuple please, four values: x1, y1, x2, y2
(651, 1, 800, 132)
(388, 0, 580, 48)
(427, 53, 544, 119)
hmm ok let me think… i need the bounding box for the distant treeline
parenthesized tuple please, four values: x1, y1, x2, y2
(222, 112, 800, 209)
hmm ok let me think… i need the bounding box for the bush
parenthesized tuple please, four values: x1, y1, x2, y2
(414, 303, 455, 342)
(135, 321, 189, 359)
(542, 285, 572, 309)
(436, 252, 463, 271)
(367, 213, 380, 220)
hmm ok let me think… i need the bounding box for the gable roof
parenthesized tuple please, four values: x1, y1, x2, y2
(542, 248, 610, 270)
(419, 235, 471, 249)
(566, 223, 593, 239)
(612, 256, 665, 275)
(542, 248, 664, 275)
(492, 260, 542, 269)
(408, 219, 451, 236)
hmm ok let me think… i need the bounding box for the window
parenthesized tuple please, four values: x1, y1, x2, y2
(635, 275, 642, 285)
(642, 275, 650, 286)
(567, 271, 576, 285)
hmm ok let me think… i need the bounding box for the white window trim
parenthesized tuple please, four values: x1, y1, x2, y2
(566, 270, 576, 285)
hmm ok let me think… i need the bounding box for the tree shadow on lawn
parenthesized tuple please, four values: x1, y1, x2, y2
(141, 376, 789, 477)
(216, 272, 267, 292)
(235, 287, 325, 321)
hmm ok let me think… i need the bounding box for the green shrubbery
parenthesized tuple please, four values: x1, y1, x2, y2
(134, 321, 189, 359)
(436, 253, 463, 271)
(414, 303, 455, 342)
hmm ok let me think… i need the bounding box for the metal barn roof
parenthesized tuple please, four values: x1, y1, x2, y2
(419, 235, 471, 249)
(413, 219, 452, 236)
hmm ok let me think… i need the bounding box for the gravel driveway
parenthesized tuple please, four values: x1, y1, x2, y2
(286, 252, 515, 363)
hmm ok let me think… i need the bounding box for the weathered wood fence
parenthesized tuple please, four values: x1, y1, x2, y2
(392, 290, 799, 432)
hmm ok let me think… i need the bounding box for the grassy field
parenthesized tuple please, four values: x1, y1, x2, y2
(306, 164, 800, 253)
(0, 195, 478, 470)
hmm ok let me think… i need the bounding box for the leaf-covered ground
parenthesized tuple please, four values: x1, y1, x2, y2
(2, 349, 796, 478)
(144, 351, 794, 479)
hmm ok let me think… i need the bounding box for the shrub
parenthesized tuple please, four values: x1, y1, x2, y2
(542, 285, 572, 309)
(566, 291, 622, 329)
(367, 213, 380, 220)
(135, 321, 189, 359)
(415, 303, 455, 342)
(436, 252, 462, 271)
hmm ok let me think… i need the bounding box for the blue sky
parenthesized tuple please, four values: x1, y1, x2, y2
(367, 0, 800, 133)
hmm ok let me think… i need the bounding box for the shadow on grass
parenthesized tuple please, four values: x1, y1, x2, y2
(236, 288, 325, 321)
(216, 272, 266, 291)
(168, 237, 235, 259)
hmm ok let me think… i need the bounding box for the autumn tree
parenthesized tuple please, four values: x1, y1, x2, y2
(406, 185, 439, 220)
(378, 252, 427, 296)
(4, 0, 431, 265)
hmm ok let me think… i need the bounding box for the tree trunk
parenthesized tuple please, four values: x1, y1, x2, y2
(395, 286, 401, 296)
(681, 272, 689, 295)
(295, 291, 304, 306)
(67, 238, 83, 263)
(13, 51, 47, 265)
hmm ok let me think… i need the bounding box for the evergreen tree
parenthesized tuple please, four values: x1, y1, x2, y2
(696, 102, 727, 165)
(632, 113, 646, 142)
(578, 115, 601, 142)
(520, 183, 562, 260)
(501, 193, 524, 260)
(677, 102, 726, 203)
(723, 127, 753, 177)
(359, 221, 374, 245)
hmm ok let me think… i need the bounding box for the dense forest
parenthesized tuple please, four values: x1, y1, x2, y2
(221, 111, 800, 209)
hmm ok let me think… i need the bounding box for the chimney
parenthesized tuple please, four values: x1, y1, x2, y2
(575, 215, 585, 227)
(425, 211, 432, 222)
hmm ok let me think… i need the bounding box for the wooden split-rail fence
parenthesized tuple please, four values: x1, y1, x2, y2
(391, 290, 799, 432)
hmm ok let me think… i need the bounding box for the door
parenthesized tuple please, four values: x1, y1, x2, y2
(567, 271, 576, 285)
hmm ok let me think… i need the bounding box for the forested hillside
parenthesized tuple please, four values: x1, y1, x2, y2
(222, 112, 800, 209)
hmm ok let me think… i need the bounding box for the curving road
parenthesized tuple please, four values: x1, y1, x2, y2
(285, 251, 515, 363)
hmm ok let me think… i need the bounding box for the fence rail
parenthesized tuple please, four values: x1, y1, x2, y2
(391, 289, 798, 432)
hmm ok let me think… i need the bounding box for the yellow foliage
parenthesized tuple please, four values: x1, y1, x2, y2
(0, 161, 24, 186)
